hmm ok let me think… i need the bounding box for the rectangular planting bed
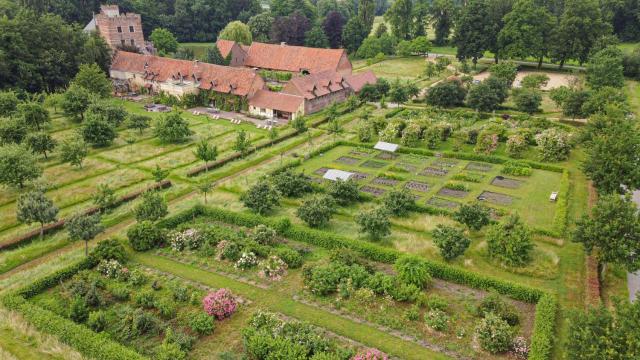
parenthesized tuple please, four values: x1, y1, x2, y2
(477, 191, 514, 205)
(335, 156, 360, 165)
(360, 186, 387, 197)
(437, 187, 469, 198)
(491, 176, 524, 189)
(405, 181, 430, 192)
(432, 160, 459, 168)
(372, 177, 399, 187)
(465, 162, 494, 172)
(314, 167, 329, 176)
(427, 197, 460, 209)
(349, 150, 371, 157)
(420, 167, 448, 177)
(375, 152, 398, 160)
(394, 163, 417, 172)
(350, 172, 370, 181)
(360, 160, 387, 169)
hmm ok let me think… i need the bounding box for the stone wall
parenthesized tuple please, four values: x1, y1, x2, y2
(96, 13, 145, 50)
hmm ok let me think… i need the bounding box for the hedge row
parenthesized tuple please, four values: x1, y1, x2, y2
(17, 256, 95, 298)
(528, 294, 558, 360)
(552, 170, 570, 236)
(2, 295, 147, 360)
(0, 180, 172, 252)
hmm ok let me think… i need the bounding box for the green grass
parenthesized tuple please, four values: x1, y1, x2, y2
(133, 253, 450, 360)
(178, 42, 213, 59)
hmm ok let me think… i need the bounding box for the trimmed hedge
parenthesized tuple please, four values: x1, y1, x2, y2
(17, 257, 96, 298)
(0, 180, 172, 251)
(528, 294, 558, 360)
(552, 170, 570, 236)
(2, 295, 147, 360)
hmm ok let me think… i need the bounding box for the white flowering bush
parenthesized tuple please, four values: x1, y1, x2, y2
(170, 228, 202, 251)
(378, 120, 404, 142)
(97, 259, 123, 279)
(400, 122, 422, 147)
(512, 336, 530, 360)
(535, 128, 571, 161)
(506, 134, 527, 158)
(258, 255, 288, 281)
(235, 252, 258, 270)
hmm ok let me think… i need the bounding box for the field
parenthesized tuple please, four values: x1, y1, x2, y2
(0, 66, 629, 360)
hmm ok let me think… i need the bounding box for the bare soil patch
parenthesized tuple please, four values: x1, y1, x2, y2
(465, 162, 493, 172)
(420, 167, 448, 177)
(335, 156, 360, 165)
(349, 150, 371, 157)
(437, 187, 469, 198)
(405, 181, 430, 192)
(360, 186, 387, 197)
(491, 176, 524, 189)
(432, 160, 458, 168)
(314, 167, 329, 176)
(376, 152, 398, 160)
(372, 177, 399, 187)
(361, 160, 387, 169)
(477, 191, 514, 205)
(395, 162, 417, 172)
(427, 197, 460, 209)
(350, 172, 370, 181)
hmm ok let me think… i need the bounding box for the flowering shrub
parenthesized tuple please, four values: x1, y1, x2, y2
(512, 336, 530, 360)
(378, 120, 404, 141)
(97, 259, 126, 279)
(506, 134, 527, 158)
(251, 224, 277, 245)
(400, 122, 422, 147)
(202, 289, 237, 320)
(216, 240, 241, 261)
(170, 229, 201, 251)
(475, 312, 513, 354)
(352, 348, 389, 360)
(425, 309, 449, 331)
(258, 255, 287, 281)
(235, 252, 258, 270)
(535, 128, 571, 161)
(475, 131, 499, 155)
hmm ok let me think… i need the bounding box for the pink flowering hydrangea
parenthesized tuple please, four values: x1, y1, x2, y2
(352, 348, 388, 360)
(202, 288, 237, 320)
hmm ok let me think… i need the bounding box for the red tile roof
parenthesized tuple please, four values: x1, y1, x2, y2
(249, 90, 304, 113)
(216, 39, 236, 58)
(111, 51, 260, 97)
(284, 70, 351, 100)
(244, 42, 347, 73)
(344, 71, 378, 93)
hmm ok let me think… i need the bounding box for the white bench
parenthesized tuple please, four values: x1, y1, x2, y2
(550, 192, 558, 202)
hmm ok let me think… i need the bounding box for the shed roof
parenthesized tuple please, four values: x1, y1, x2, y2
(344, 71, 378, 93)
(323, 169, 353, 182)
(374, 141, 399, 152)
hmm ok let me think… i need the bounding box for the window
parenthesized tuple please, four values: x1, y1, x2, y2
(130, 39, 135, 46)
(120, 39, 125, 46)
(129, 25, 134, 32)
(117, 26, 122, 33)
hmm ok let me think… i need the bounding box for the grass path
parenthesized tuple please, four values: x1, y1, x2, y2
(134, 253, 450, 360)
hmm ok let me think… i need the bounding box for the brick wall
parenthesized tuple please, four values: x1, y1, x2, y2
(304, 88, 353, 114)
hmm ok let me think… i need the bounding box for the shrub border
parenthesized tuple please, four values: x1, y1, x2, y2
(158, 205, 557, 359)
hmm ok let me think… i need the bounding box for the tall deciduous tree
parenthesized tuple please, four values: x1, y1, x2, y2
(67, 213, 104, 256)
(454, 0, 491, 68)
(134, 190, 168, 222)
(573, 194, 640, 272)
(323, 11, 346, 48)
(271, 11, 311, 46)
(61, 85, 91, 122)
(59, 135, 88, 168)
(582, 109, 640, 194)
(16, 190, 58, 239)
(498, 0, 555, 68)
(550, 0, 611, 67)
(150, 28, 179, 54)
(429, 0, 457, 46)
(356, 206, 391, 240)
(218, 21, 253, 45)
(358, 0, 376, 33)
(304, 25, 330, 48)
(586, 46, 625, 89)
(342, 17, 369, 53)
(241, 179, 280, 215)
(248, 13, 274, 43)
(72, 63, 111, 98)
(0, 144, 41, 188)
(384, 0, 413, 40)
(154, 112, 192, 143)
